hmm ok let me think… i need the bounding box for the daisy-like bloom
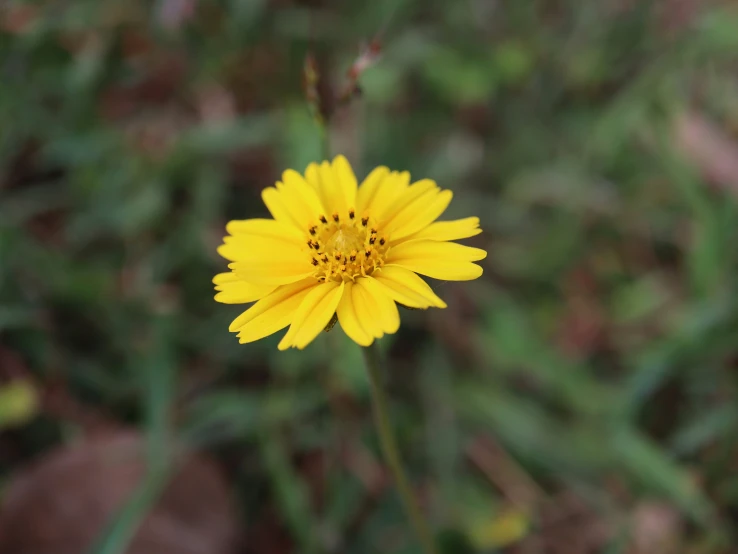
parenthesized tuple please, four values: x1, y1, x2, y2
(214, 155, 486, 350)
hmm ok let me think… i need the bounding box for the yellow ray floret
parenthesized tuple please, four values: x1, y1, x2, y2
(214, 155, 486, 350)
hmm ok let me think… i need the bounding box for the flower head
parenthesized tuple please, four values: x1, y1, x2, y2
(214, 155, 486, 350)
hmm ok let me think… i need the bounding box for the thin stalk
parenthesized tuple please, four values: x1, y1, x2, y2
(361, 343, 438, 554)
(319, 121, 331, 161)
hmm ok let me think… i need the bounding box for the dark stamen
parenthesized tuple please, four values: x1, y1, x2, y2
(311, 258, 319, 266)
(361, 217, 369, 226)
(319, 215, 328, 224)
(349, 209, 355, 219)
(379, 237, 386, 246)
(332, 212, 340, 222)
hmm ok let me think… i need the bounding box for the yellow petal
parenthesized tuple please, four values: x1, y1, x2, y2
(305, 162, 321, 191)
(311, 161, 347, 217)
(385, 240, 485, 281)
(332, 155, 358, 210)
(229, 278, 316, 332)
(388, 261, 483, 281)
(351, 280, 384, 339)
(217, 234, 305, 263)
(213, 272, 240, 285)
(230, 257, 314, 286)
(336, 281, 374, 346)
(387, 189, 453, 241)
(235, 284, 315, 344)
(281, 169, 325, 220)
(225, 218, 303, 241)
(360, 278, 400, 334)
(214, 273, 276, 304)
(278, 281, 345, 350)
(403, 217, 481, 242)
(379, 179, 438, 229)
(367, 171, 411, 223)
(262, 182, 321, 233)
(216, 243, 244, 263)
(293, 284, 345, 349)
(262, 186, 300, 231)
(372, 266, 446, 308)
(388, 240, 487, 263)
(356, 166, 390, 214)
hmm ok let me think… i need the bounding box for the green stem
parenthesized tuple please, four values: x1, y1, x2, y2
(319, 120, 331, 161)
(361, 343, 439, 554)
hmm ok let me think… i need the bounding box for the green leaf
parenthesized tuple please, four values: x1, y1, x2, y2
(87, 316, 176, 554)
(612, 429, 715, 525)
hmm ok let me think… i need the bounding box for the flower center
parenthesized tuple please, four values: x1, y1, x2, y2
(307, 208, 389, 282)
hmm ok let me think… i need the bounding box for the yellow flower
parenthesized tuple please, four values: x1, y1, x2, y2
(214, 155, 486, 350)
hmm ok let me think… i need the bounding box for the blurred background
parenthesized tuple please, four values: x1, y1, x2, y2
(2, 0, 738, 553)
